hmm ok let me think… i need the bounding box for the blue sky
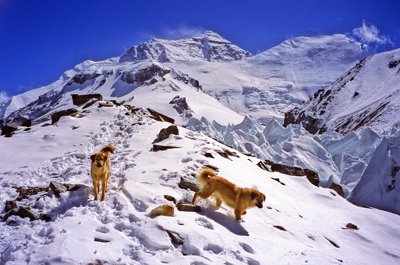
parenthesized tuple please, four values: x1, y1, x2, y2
(0, 0, 399, 99)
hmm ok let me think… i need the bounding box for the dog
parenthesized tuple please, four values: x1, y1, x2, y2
(192, 168, 266, 220)
(90, 144, 116, 201)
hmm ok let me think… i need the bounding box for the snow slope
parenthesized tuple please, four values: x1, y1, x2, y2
(1, 104, 400, 264)
(284, 48, 400, 135)
(168, 34, 367, 122)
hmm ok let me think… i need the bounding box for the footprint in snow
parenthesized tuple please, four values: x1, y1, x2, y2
(239, 242, 255, 254)
(95, 226, 110, 234)
(195, 217, 214, 230)
(203, 243, 223, 254)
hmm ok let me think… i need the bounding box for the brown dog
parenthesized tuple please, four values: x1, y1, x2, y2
(192, 168, 266, 220)
(90, 144, 116, 201)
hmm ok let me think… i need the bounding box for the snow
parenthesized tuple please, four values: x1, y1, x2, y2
(1, 104, 400, 264)
(289, 48, 400, 134)
(1, 30, 400, 264)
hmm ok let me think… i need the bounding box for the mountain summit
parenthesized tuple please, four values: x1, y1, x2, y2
(119, 31, 252, 63)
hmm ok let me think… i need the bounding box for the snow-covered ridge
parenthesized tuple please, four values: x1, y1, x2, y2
(171, 33, 368, 122)
(284, 48, 400, 135)
(1, 104, 399, 264)
(120, 31, 252, 63)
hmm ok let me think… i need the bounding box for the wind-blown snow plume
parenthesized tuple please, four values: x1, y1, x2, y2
(0, 91, 9, 103)
(352, 20, 393, 46)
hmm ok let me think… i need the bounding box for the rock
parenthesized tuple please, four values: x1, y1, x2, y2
(266, 160, 320, 187)
(178, 177, 199, 192)
(329, 182, 345, 197)
(39, 213, 52, 222)
(71, 94, 103, 106)
(166, 230, 184, 245)
(153, 125, 179, 143)
(149, 204, 174, 218)
(147, 108, 175, 123)
(16, 186, 48, 200)
(63, 183, 82, 192)
(203, 152, 214, 159)
(176, 202, 201, 212)
(169, 96, 193, 119)
(257, 161, 271, 172)
(1, 124, 18, 137)
(51, 108, 79, 124)
(164, 195, 177, 204)
(3, 207, 39, 221)
(151, 144, 181, 152)
(271, 177, 286, 186)
(5, 200, 17, 212)
(345, 223, 359, 230)
(94, 237, 111, 243)
(273, 225, 287, 231)
(49, 182, 68, 197)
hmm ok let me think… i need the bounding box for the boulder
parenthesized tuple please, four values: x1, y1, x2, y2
(178, 177, 199, 192)
(49, 181, 68, 197)
(166, 230, 184, 245)
(1, 124, 18, 137)
(71, 94, 103, 106)
(2, 207, 39, 221)
(153, 125, 179, 143)
(51, 108, 78, 124)
(176, 202, 201, 212)
(149, 204, 174, 218)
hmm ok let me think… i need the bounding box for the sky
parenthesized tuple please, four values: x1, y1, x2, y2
(0, 0, 399, 99)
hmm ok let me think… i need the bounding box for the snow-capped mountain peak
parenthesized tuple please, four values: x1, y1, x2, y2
(119, 30, 252, 63)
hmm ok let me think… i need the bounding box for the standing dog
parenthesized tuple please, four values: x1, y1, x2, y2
(90, 144, 116, 201)
(192, 168, 266, 220)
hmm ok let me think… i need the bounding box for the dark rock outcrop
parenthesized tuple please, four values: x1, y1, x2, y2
(1, 124, 18, 137)
(153, 125, 179, 143)
(71, 94, 103, 106)
(147, 108, 175, 123)
(51, 109, 79, 124)
(151, 144, 181, 152)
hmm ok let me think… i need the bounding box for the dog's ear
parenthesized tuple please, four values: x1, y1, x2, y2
(90, 154, 96, 162)
(262, 193, 266, 201)
(251, 191, 257, 200)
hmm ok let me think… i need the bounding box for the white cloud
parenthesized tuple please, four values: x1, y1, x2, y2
(159, 25, 205, 39)
(0, 91, 10, 103)
(352, 20, 393, 45)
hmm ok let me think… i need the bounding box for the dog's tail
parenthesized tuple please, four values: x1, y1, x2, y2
(197, 167, 216, 188)
(101, 144, 116, 154)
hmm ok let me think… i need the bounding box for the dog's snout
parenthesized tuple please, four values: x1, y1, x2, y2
(257, 202, 263, 208)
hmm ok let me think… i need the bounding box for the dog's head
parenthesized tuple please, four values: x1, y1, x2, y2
(90, 152, 107, 168)
(251, 190, 266, 208)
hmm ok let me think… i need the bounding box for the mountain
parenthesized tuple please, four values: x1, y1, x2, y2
(284, 48, 400, 135)
(0, 32, 367, 125)
(120, 31, 252, 63)
(167, 34, 367, 122)
(1, 103, 400, 264)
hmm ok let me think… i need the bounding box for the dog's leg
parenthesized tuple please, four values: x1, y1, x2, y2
(192, 189, 213, 204)
(101, 179, 106, 201)
(234, 208, 244, 220)
(93, 179, 99, 201)
(215, 198, 222, 209)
